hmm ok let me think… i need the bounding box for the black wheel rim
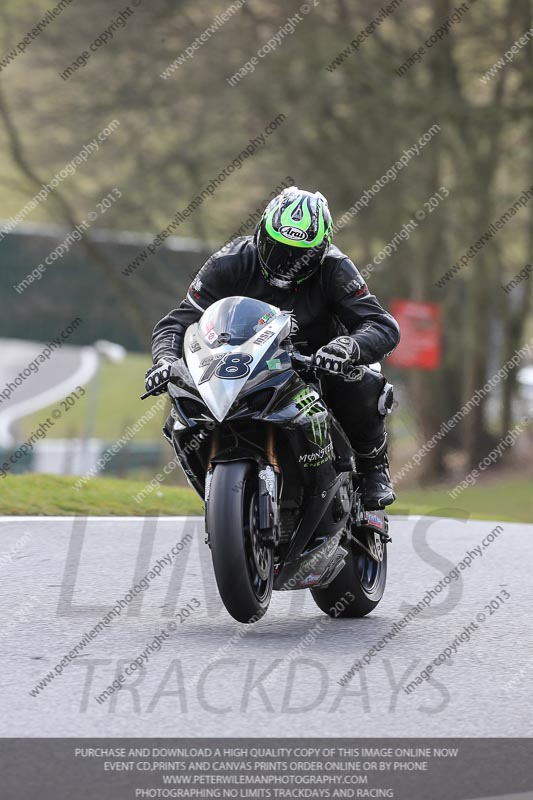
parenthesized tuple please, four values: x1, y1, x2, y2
(355, 547, 381, 593)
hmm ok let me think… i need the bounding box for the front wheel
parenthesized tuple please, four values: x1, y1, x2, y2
(207, 461, 273, 623)
(311, 534, 387, 618)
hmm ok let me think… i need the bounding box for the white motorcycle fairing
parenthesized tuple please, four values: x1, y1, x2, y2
(183, 298, 292, 422)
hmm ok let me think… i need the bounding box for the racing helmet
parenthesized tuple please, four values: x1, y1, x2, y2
(255, 187, 333, 289)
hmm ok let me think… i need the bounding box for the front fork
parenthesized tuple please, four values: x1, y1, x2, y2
(204, 424, 280, 547)
(258, 424, 281, 545)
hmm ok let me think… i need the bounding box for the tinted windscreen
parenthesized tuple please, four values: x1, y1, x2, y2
(199, 296, 279, 345)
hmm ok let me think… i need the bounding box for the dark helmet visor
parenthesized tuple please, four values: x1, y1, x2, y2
(258, 236, 326, 285)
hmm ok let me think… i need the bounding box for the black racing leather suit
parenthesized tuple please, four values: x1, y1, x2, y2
(152, 236, 400, 451)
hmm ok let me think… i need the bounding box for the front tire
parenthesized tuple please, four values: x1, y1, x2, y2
(311, 535, 387, 618)
(207, 461, 273, 623)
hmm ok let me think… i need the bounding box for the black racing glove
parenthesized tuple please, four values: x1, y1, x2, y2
(315, 336, 360, 374)
(144, 360, 175, 395)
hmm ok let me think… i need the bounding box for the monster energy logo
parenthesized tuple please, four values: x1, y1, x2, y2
(299, 442, 334, 467)
(294, 387, 328, 445)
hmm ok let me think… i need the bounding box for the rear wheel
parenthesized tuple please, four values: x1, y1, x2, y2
(311, 534, 387, 617)
(207, 461, 273, 623)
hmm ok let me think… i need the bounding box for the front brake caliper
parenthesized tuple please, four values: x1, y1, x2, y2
(258, 465, 280, 545)
(204, 468, 213, 546)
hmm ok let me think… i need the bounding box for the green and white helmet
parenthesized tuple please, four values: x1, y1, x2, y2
(256, 187, 333, 288)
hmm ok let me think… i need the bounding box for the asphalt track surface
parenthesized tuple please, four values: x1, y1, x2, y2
(0, 514, 531, 737)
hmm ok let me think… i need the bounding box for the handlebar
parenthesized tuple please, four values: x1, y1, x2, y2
(290, 351, 315, 369)
(141, 350, 365, 399)
(140, 361, 182, 400)
(290, 350, 364, 381)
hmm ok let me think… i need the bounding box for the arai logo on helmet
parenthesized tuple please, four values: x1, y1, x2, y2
(279, 225, 307, 241)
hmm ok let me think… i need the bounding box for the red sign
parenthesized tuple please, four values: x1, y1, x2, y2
(387, 300, 442, 370)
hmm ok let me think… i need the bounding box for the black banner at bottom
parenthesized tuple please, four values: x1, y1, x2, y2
(1, 738, 532, 800)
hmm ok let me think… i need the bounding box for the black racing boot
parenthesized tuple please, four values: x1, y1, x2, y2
(354, 436, 396, 510)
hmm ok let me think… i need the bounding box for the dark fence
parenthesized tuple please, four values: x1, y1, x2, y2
(0, 222, 212, 351)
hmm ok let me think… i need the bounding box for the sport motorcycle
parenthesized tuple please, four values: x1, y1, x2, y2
(142, 295, 391, 623)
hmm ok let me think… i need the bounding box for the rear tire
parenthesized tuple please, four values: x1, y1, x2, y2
(207, 461, 273, 623)
(311, 535, 387, 618)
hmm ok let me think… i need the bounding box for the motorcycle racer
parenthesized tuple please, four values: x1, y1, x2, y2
(148, 187, 400, 509)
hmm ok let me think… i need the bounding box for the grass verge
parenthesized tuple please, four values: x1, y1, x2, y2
(0, 474, 203, 516)
(0, 475, 531, 522)
(393, 480, 533, 523)
(20, 354, 168, 441)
